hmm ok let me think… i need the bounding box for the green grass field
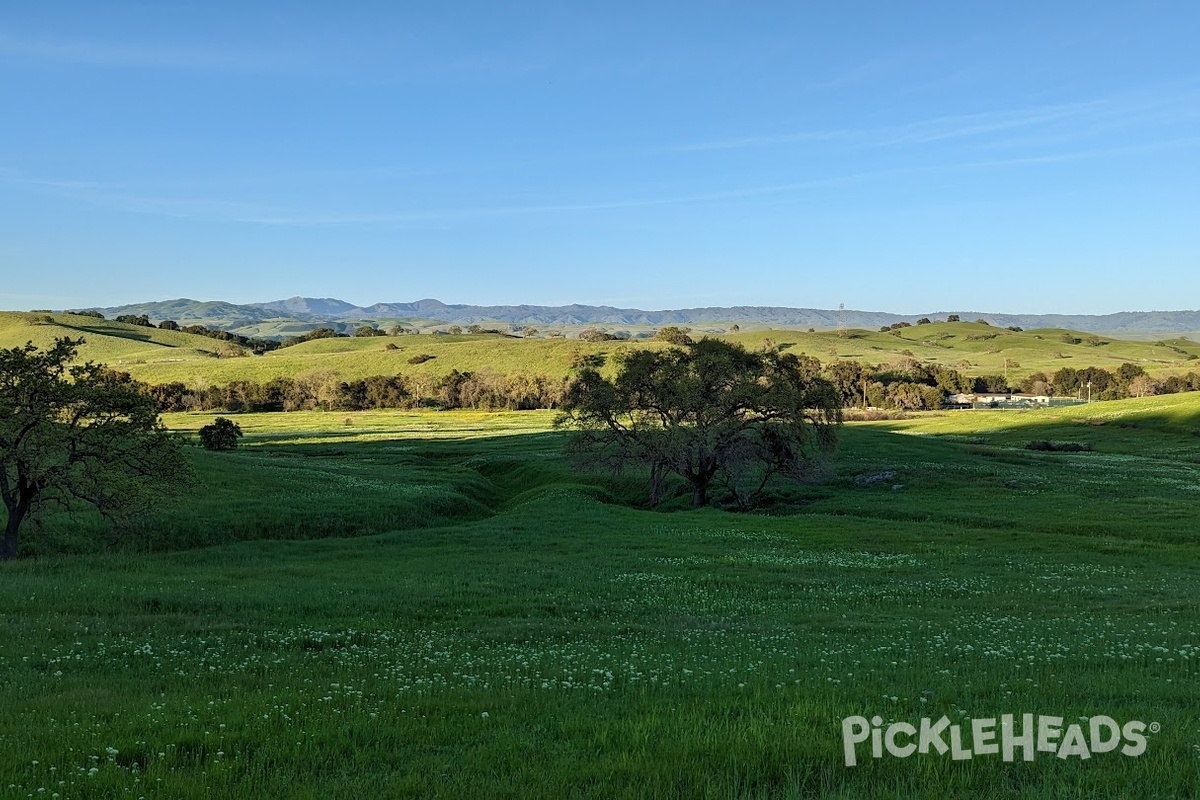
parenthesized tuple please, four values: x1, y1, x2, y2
(4, 311, 1199, 389)
(2, 394, 1199, 797)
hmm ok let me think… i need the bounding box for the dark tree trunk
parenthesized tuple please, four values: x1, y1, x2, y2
(648, 461, 664, 506)
(689, 457, 718, 507)
(1, 512, 20, 561)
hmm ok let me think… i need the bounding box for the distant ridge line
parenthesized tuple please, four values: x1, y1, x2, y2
(73, 296, 1200, 337)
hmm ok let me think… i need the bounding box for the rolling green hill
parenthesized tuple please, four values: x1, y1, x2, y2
(0, 311, 221, 365)
(4, 394, 1200, 796)
(3, 312, 1199, 387)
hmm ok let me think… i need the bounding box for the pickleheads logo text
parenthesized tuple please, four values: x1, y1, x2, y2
(841, 714, 1157, 767)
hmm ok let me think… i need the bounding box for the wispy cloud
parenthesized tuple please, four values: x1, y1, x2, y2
(672, 129, 855, 152)
(673, 99, 1105, 152)
(798, 55, 913, 94)
(0, 167, 862, 226)
(0, 30, 293, 72)
(6, 132, 1197, 227)
(877, 102, 1104, 145)
(673, 80, 1200, 154)
(947, 135, 1200, 169)
(0, 27, 552, 81)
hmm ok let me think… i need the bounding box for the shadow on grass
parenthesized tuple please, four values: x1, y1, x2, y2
(57, 322, 177, 347)
(868, 404, 1200, 460)
(25, 429, 629, 558)
(30, 399, 1200, 559)
(239, 428, 573, 453)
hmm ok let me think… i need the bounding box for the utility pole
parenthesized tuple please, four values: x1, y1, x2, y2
(837, 303, 847, 338)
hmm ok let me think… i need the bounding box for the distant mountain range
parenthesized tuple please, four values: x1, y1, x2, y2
(78, 297, 1200, 339)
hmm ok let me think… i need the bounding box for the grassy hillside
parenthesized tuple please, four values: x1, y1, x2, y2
(730, 323, 1200, 378)
(2, 395, 1199, 796)
(4, 312, 1200, 387)
(0, 311, 225, 366)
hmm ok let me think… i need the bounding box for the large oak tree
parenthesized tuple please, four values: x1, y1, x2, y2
(0, 338, 191, 559)
(558, 338, 842, 508)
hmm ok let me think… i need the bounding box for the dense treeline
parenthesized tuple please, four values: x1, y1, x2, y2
(824, 357, 1200, 410)
(826, 359, 1200, 410)
(107, 350, 1200, 415)
(176, 325, 281, 355)
(142, 369, 570, 412)
(95, 313, 283, 355)
(281, 327, 347, 346)
(1019, 364, 1200, 400)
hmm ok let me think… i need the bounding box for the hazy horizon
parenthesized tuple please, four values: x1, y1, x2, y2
(19, 293, 1199, 323)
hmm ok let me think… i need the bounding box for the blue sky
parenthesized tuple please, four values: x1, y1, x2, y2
(1, 1, 1197, 314)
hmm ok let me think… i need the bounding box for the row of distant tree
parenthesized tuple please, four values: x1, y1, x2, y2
(285, 324, 530, 343)
(142, 369, 569, 413)
(121, 355, 1200, 415)
(65, 310, 283, 355)
(70, 311, 716, 346)
(823, 358, 1198, 410)
(879, 315, 1021, 332)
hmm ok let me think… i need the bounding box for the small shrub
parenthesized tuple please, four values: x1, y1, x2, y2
(842, 408, 912, 421)
(199, 417, 243, 451)
(407, 354, 436, 364)
(655, 326, 693, 345)
(1025, 440, 1091, 452)
(580, 327, 617, 342)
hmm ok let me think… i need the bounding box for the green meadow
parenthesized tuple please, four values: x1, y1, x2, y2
(3, 311, 1199, 388)
(2, 392, 1199, 797)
